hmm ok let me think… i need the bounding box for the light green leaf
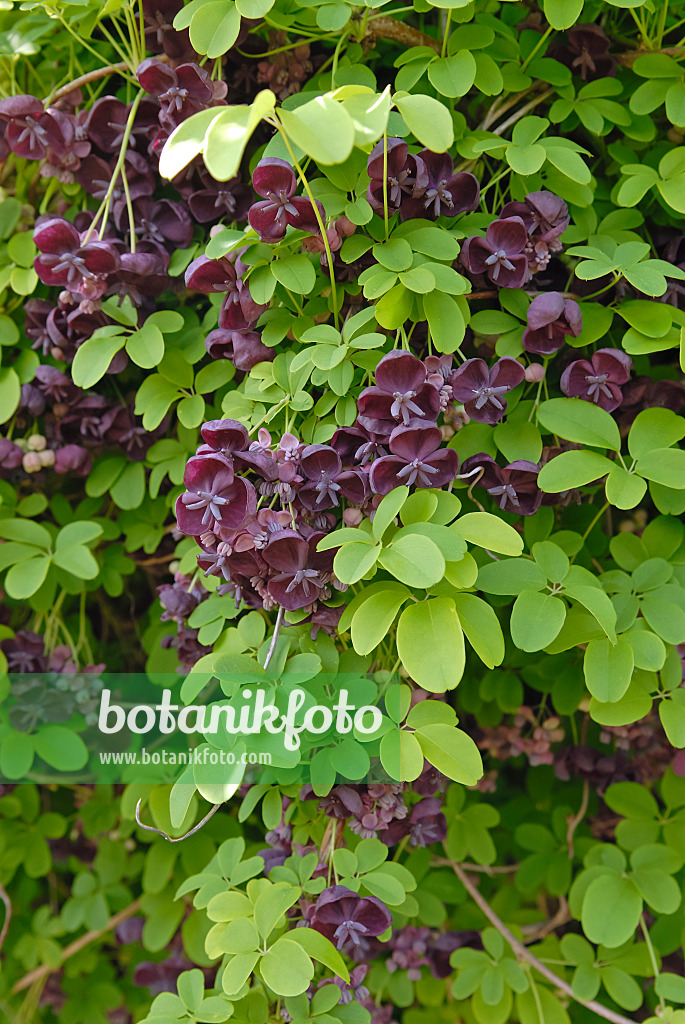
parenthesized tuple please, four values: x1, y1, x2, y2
(605, 466, 648, 509)
(71, 333, 126, 389)
(452, 512, 524, 555)
(286, 927, 349, 982)
(582, 874, 642, 947)
(396, 598, 465, 692)
(544, 0, 583, 28)
(378, 534, 445, 588)
(537, 398, 621, 451)
(584, 637, 634, 702)
(453, 593, 505, 668)
(538, 449, 614, 492)
(393, 93, 454, 151)
(373, 485, 409, 540)
(635, 447, 685, 487)
(415, 723, 483, 785)
(351, 586, 411, 655)
(5, 555, 51, 599)
(427, 51, 477, 98)
(511, 590, 566, 652)
(279, 96, 355, 165)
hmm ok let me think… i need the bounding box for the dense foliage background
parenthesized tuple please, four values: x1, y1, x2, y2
(2, 0, 685, 1021)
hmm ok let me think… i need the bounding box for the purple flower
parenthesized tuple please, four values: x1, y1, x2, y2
(0, 95, 67, 160)
(75, 152, 154, 204)
(263, 530, 333, 611)
(176, 455, 256, 535)
(143, 0, 193, 60)
(136, 58, 225, 129)
(33, 218, 119, 295)
(357, 350, 441, 436)
(560, 348, 632, 412)
(248, 158, 323, 241)
(400, 150, 479, 221)
(86, 96, 159, 153)
(119, 197, 193, 249)
(462, 453, 541, 516)
(54, 444, 92, 476)
(382, 798, 447, 847)
(297, 444, 368, 511)
(318, 965, 370, 1005)
(461, 217, 530, 288)
(449, 357, 524, 424)
(0, 630, 46, 673)
(369, 422, 459, 494)
(366, 138, 428, 216)
(310, 886, 392, 951)
(522, 292, 582, 355)
(188, 172, 253, 223)
(185, 255, 266, 330)
(0, 438, 23, 469)
(501, 191, 570, 246)
(552, 24, 616, 81)
(205, 328, 273, 371)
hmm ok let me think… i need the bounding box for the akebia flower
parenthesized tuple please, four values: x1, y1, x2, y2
(185, 255, 266, 330)
(136, 58, 225, 128)
(561, 348, 632, 412)
(357, 350, 441, 435)
(461, 217, 530, 288)
(369, 422, 459, 494)
(248, 158, 323, 241)
(553, 23, 616, 81)
(366, 137, 428, 216)
(188, 172, 253, 223)
(262, 530, 333, 610)
(86, 96, 159, 153)
(522, 292, 582, 355)
(310, 886, 392, 951)
(449, 357, 524, 424)
(0, 95, 67, 160)
(400, 150, 479, 221)
(383, 798, 447, 847)
(176, 455, 256, 535)
(297, 444, 368, 510)
(462, 453, 542, 516)
(205, 328, 273, 371)
(33, 218, 120, 295)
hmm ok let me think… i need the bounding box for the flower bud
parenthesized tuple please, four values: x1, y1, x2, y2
(343, 507, 363, 526)
(27, 434, 46, 451)
(38, 449, 55, 467)
(22, 451, 42, 473)
(524, 362, 546, 383)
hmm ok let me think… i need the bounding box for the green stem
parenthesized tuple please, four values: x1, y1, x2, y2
(640, 915, 664, 1012)
(382, 129, 390, 241)
(440, 9, 451, 58)
(582, 501, 609, 542)
(83, 89, 144, 243)
(521, 25, 553, 71)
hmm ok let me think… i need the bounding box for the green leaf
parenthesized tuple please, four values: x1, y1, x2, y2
(379, 729, 424, 781)
(0, 367, 20, 423)
(190, 0, 241, 58)
(510, 590, 566, 652)
(655, 973, 685, 1003)
(126, 322, 165, 369)
(204, 92, 276, 180)
(71, 332, 126, 389)
(396, 598, 464, 692)
(582, 874, 642, 947)
(453, 593, 505, 668)
(52, 545, 99, 580)
(286, 927, 349, 982)
(660, 690, 685, 746)
(5, 555, 51, 599)
(544, 0, 583, 28)
(393, 93, 454, 151)
(0, 731, 34, 779)
(423, 290, 465, 353)
(537, 398, 621, 451)
(415, 724, 483, 785)
(452, 512, 524, 555)
(635, 447, 685, 487)
(280, 96, 355, 165)
(159, 107, 226, 180)
(221, 952, 260, 996)
(584, 637, 634, 702)
(427, 51, 477, 98)
(538, 450, 615, 492)
(532, 541, 569, 583)
(271, 255, 316, 295)
(378, 534, 445, 588)
(110, 462, 146, 510)
(351, 585, 411, 655)
(564, 584, 617, 642)
(605, 466, 647, 509)
(477, 558, 546, 595)
(333, 542, 380, 585)
(34, 726, 87, 771)
(373, 486, 409, 540)
(254, 884, 301, 940)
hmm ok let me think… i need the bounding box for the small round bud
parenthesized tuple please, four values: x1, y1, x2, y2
(524, 362, 546, 383)
(38, 449, 55, 467)
(23, 451, 42, 473)
(27, 434, 46, 451)
(53, 403, 68, 418)
(343, 507, 363, 526)
(668, 128, 683, 144)
(51, 346, 65, 360)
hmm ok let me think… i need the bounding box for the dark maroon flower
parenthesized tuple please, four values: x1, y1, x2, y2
(134, 957, 192, 995)
(357, 351, 441, 435)
(297, 445, 368, 511)
(429, 932, 482, 979)
(389, 797, 446, 847)
(461, 453, 541, 516)
(366, 138, 428, 216)
(157, 581, 201, 622)
(501, 191, 570, 246)
(619, 375, 685, 427)
(0, 438, 23, 469)
(0, 95, 66, 160)
(449, 357, 524, 424)
(143, 0, 193, 59)
(318, 965, 370, 1005)
(76, 152, 154, 204)
(461, 217, 530, 288)
(176, 456, 256, 535)
(248, 158, 323, 241)
(185, 255, 266, 330)
(552, 24, 616, 81)
(33, 219, 119, 294)
(54, 445, 92, 476)
(0, 630, 46, 673)
(400, 150, 479, 221)
(35, 365, 78, 403)
(310, 886, 392, 951)
(188, 172, 253, 223)
(20, 383, 45, 417)
(136, 58, 225, 129)
(117, 197, 193, 249)
(301, 603, 345, 640)
(369, 422, 459, 494)
(331, 426, 388, 468)
(262, 530, 333, 610)
(205, 328, 273, 371)
(522, 292, 582, 355)
(86, 96, 159, 153)
(560, 348, 632, 412)
(200, 418, 249, 455)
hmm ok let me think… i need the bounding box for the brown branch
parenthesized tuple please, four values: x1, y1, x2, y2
(492, 87, 555, 136)
(365, 16, 440, 53)
(47, 62, 131, 104)
(11, 898, 142, 994)
(521, 896, 571, 942)
(566, 779, 590, 860)
(449, 858, 638, 1024)
(0, 881, 11, 953)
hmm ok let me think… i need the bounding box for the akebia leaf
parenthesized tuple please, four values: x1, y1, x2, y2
(453, 593, 505, 668)
(583, 636, 634, 702)
(537, 398, 621, 451)
(510, 590, 566, 652)
(280, 96, 355, 164)
(538, 450, 615, 492)
(350, 585, 411, 655)
(396, 598, 465, 691)
(635, 447, 685, 488)
(415, 723, 483, 785)
(452, 512, 524, 555)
